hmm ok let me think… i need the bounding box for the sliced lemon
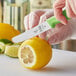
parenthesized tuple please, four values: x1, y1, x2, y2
(18, 37, 52, 69)
(0, 39, 13, 53)
(0, 45, 5, 53)
(5, 45, 20, 58)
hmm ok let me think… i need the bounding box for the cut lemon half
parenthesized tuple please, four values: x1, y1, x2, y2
(18, 37, 52, 69)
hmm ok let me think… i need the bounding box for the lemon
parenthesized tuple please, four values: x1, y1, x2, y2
(0, 23, 20, 41)
(5, 45, 20, 58)
(18, 37, 52, 69)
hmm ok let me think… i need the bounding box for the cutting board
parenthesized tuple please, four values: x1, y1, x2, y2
(0, 49, 76, 76)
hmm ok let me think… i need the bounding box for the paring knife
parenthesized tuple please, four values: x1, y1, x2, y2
(12, 10, 70, 43)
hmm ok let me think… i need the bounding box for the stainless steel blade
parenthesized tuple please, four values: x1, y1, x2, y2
(12, 22, 51, 43)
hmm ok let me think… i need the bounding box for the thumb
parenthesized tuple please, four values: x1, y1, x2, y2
(53, 0, 67, 25)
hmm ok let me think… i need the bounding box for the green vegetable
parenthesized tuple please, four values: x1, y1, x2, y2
(0, 39, 13, 45)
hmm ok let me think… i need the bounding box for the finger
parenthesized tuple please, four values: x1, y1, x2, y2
(39, 10, 54, 40)
(69, 0, 76, 15)
(46, 29, 55, 40)
(39, 9, 54, 24)
(29, 11, 45, 29)
(46, 24, 62, 41)
(53, 0, 67, 25)
(48, 23, 72, 45)
(34, 10, 45, 17)
(24, 15, 30, 30)
(66, 0, 76, 18)
(29, 12, 40, 29)
(39, 31, 47, 40)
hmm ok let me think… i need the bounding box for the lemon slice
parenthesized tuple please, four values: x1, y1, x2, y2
(18, 37, 52, 69)
(0, 45, 5, 53)
(5, 45, 20, 58)
(0, 39, 13, 53)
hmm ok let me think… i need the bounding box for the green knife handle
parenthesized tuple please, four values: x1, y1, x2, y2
(46, 10, 70, 28)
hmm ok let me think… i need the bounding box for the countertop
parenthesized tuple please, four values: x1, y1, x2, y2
(0, 49, 76, 76)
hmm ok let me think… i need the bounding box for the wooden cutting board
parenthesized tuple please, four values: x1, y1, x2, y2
(0, 49, 76, 76)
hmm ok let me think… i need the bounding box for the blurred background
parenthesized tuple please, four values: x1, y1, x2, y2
(0, 0, 55, 32)
(0, 0, 76, 51)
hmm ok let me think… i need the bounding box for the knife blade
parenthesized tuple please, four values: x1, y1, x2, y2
(12, 22, 51, 43)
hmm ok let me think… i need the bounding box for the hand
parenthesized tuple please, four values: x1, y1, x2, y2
(24, 9, 76, 45)
(53, 0, 76, 25)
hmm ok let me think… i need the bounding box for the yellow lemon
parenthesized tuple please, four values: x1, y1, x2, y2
(0, 23, 20, 41)
(18, 37, 52, 69)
